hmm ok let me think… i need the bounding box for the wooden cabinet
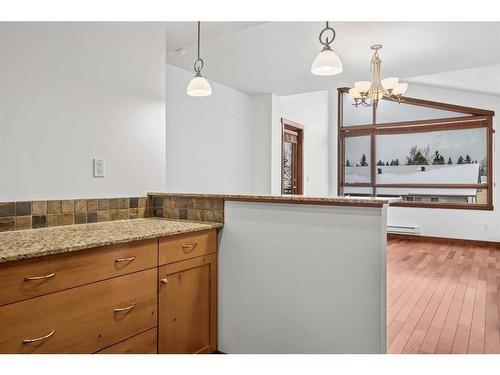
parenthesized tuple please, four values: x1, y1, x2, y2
(159, 230, 217, 265)
(0, 269, 157, 354)
(0, 239, 157, 306)
(158, 253, 217, 354)
(97, 328, 157, 354)
(0, 228, 218, 354)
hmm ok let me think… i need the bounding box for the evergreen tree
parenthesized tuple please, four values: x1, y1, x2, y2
(360, 154, 368, 167)
(345, 159, 351, 167)
(447, 157, 453, 165)
(406, 145, 429, 166)
(432, 150, 444, 165)
(386, 162, 389, 166)
(457, 155, 464, 164)
(376, 160, 384, 166)
(465, 154, 472, 164)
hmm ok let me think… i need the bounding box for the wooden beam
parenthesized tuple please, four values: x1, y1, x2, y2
(337, 87, 495, 116)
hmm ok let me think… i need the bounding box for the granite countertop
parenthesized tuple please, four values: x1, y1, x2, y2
(0, 218, 223, 264)
(148, 192, 398, 207)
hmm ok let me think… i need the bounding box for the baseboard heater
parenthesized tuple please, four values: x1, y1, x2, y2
(387, 225, 420, 235)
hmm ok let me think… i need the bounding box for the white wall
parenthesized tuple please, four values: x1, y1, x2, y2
(165, 64, 253, 193)
(219, 201, 387, 353)
(385, 84, 500, 241)
(273, 91, 331, 195)
(328, 89, 339, 196)
(251, 95, 272, 193)
(0, 23, 165, 200)
(0, 23, 167, 201)
(270, 94, 282, 194)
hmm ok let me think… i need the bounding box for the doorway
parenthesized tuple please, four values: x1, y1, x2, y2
(281, 118, 303, 195)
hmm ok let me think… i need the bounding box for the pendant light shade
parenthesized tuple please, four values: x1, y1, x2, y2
(311, 22, 343, 76)
(311, 49, 343, 76)
(187, 75, 212, 96)
(187, 21, 212, 97)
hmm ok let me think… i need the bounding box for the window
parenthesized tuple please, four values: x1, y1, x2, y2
(338, 88, 494, 209)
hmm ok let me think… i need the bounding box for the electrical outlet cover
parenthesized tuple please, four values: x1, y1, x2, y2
(93, 158, 105, 178)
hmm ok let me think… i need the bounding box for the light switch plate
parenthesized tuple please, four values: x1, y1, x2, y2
(93, 158, 105, 178)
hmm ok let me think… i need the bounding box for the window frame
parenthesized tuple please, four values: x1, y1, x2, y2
(337, 87, 495, 210)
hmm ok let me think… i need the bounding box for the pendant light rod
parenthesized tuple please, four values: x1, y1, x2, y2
(193, 21, 204, 77)
(197, 21, 200, 61)
(319, 21, 336, 50)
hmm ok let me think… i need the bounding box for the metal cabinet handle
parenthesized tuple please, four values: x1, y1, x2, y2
(22, 329, 55, 344)
(114, 303, 136, 313)
(24, 272, 56, 281)
(182, 243, 198, 254)
(160, 278, 168, 284)
(115, 256, 136, 263)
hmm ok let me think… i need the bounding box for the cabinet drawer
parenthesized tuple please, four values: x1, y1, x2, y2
(0, 239, 157, 306)
(0, 269, 157, 354)
(159, 229, 216, 265)
(97, 328, 157, 354)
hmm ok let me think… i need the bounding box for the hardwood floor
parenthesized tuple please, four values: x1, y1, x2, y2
(387, 238, 500, 354)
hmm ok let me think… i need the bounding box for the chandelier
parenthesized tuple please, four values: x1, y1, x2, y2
(348, 44, 408, 107)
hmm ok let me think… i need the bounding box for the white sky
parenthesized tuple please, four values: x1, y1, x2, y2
(343, 96, 487, 166)
(345, 128, 486, 165)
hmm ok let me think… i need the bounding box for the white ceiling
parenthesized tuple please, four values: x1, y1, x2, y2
(165, 22, 500, 96)
(165, 22, 264, 53)
(407, 64, 500, 97)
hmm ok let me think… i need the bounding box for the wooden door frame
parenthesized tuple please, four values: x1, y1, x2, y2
(281, 118, 304, 195)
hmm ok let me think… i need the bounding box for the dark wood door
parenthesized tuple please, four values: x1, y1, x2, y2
(158, 254, 217, 354)
(282, 119, 303, 195)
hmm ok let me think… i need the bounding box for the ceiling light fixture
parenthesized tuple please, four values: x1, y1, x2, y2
(348, 44, 408, 107)
(187, 21, 212, 97)
(311, 21, 343, 76)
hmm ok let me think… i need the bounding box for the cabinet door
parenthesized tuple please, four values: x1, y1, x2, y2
(158, 254, 217, 354)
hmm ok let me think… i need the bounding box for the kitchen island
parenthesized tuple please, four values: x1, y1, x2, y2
(149, 193, 393, 353)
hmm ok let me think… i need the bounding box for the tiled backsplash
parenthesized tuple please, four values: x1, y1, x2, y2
(0, 197, 151, 232)
(152, 195, 224, 223)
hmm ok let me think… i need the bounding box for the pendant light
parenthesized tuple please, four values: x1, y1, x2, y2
(187, 21, 212, 97)
(311, 21, 343, 76)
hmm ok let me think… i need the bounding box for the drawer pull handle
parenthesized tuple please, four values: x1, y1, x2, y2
(22, 329, 55, 344)
(115, 256, 136, 263)
(24, 272, 56, 281)
(160, 278, 168, 284)
(114, 303, 136, 313)
(182, 243, 198, 253)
